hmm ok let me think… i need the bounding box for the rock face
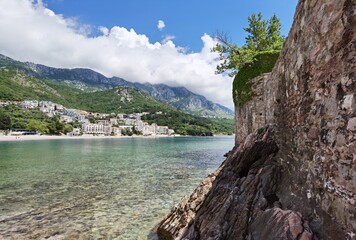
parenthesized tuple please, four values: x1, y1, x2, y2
(157, 128, 313, 240)
(157, 0, 355, 239)
(157, 169, 221, 239)
(235, 73, 271, 143)
(251, 0, 356, 238)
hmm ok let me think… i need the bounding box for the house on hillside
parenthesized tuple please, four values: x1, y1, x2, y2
(20, 100, 38, 109)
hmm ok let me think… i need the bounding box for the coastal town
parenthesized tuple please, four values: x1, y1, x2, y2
(0, 100, 175, 137)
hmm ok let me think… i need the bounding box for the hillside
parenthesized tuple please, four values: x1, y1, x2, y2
(0, 67, 78, 106)
(0, 54, 234, 118)
(0, 67, 234, 135)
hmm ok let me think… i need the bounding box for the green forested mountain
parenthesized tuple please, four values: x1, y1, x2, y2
(0, 54, 234, 118)
(0, 68, 74, 104)
(0, 67, 234, 135)
(0, 68, 174, 113)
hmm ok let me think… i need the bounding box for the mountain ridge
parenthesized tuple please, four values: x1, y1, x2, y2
(0, 54, 233, 118)
(0, 67, 234, 135)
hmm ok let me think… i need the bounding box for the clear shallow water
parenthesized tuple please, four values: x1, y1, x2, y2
(0, 136, 234, 240)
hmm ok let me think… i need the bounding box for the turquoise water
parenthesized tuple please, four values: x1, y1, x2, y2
(0, 136, 234, 239)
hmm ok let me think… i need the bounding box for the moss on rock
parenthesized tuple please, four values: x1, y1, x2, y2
(233, 51, 280, 105)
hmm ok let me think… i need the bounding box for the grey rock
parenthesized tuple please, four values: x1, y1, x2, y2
(157, 128, 313, 240)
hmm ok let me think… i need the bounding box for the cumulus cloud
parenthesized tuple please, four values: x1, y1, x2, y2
(98, 26, 109, 36)
(162, 35, 175, 44)
(0, 0, 233, 108)
(157, 20, 165, 31)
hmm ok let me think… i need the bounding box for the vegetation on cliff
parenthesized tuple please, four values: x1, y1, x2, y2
(213, 13, 283, 104)
(233, 51, 279, 105)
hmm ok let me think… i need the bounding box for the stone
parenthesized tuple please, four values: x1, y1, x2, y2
(342, 94, 356, 111)
(347, 117, 356, 131)
(335, 134, 346, 147)
(249, 208, 313, 240)
(308, 127, 319, 140)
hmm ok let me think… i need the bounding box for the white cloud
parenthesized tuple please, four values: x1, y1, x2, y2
(157, 20, 165, 31)
(162, 35, 175, 44)
(0, 0, 233, 109)
(98, 26, 109, 36)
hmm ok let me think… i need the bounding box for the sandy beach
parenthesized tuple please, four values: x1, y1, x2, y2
(0, 134, 175, 142)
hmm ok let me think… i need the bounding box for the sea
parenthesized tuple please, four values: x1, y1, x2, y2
(0, 136, 234, 239)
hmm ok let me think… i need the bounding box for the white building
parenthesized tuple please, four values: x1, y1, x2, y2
(124, 118, 136, 126)
(157, 126, 169, 135)
(39, 101, 61, 116)
(20, 100, 38, 109)
(134, 120, 145, 132)
(110, 118, 118, 126)
(142, 123, 158, 136)
(82, 123, 112, 135)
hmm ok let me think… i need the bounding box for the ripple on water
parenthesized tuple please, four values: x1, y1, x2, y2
(0, 136, 234, 239)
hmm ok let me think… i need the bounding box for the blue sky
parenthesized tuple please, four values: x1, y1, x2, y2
(44, 0, 298, 52)
(0, 0, 298, 108)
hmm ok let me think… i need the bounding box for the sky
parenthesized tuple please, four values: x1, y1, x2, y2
(0, 0, 298, 109)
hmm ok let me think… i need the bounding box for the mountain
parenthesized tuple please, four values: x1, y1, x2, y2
(0, 65, 77, 105)
(0, 67, 234, 135)
(0, 66, 177, 114)
(129, 83, 233, 118)
(0, 54, 234, 118)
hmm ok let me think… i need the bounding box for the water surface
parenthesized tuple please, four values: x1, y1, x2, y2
(0, 136, 234, 239)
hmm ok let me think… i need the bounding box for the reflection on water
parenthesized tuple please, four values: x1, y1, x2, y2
(0, 136, 234, 239)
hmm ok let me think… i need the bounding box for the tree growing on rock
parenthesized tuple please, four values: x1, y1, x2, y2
(213, 13, 284, 76)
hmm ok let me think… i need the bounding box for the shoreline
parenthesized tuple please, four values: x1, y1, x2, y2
(0, 134, 234, 142)
(0, 134, 174, 142)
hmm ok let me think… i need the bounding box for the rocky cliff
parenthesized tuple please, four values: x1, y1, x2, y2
(156, 0, 355, 239)
(235, 73, 271, 143)
(157, 128, 314, 240)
